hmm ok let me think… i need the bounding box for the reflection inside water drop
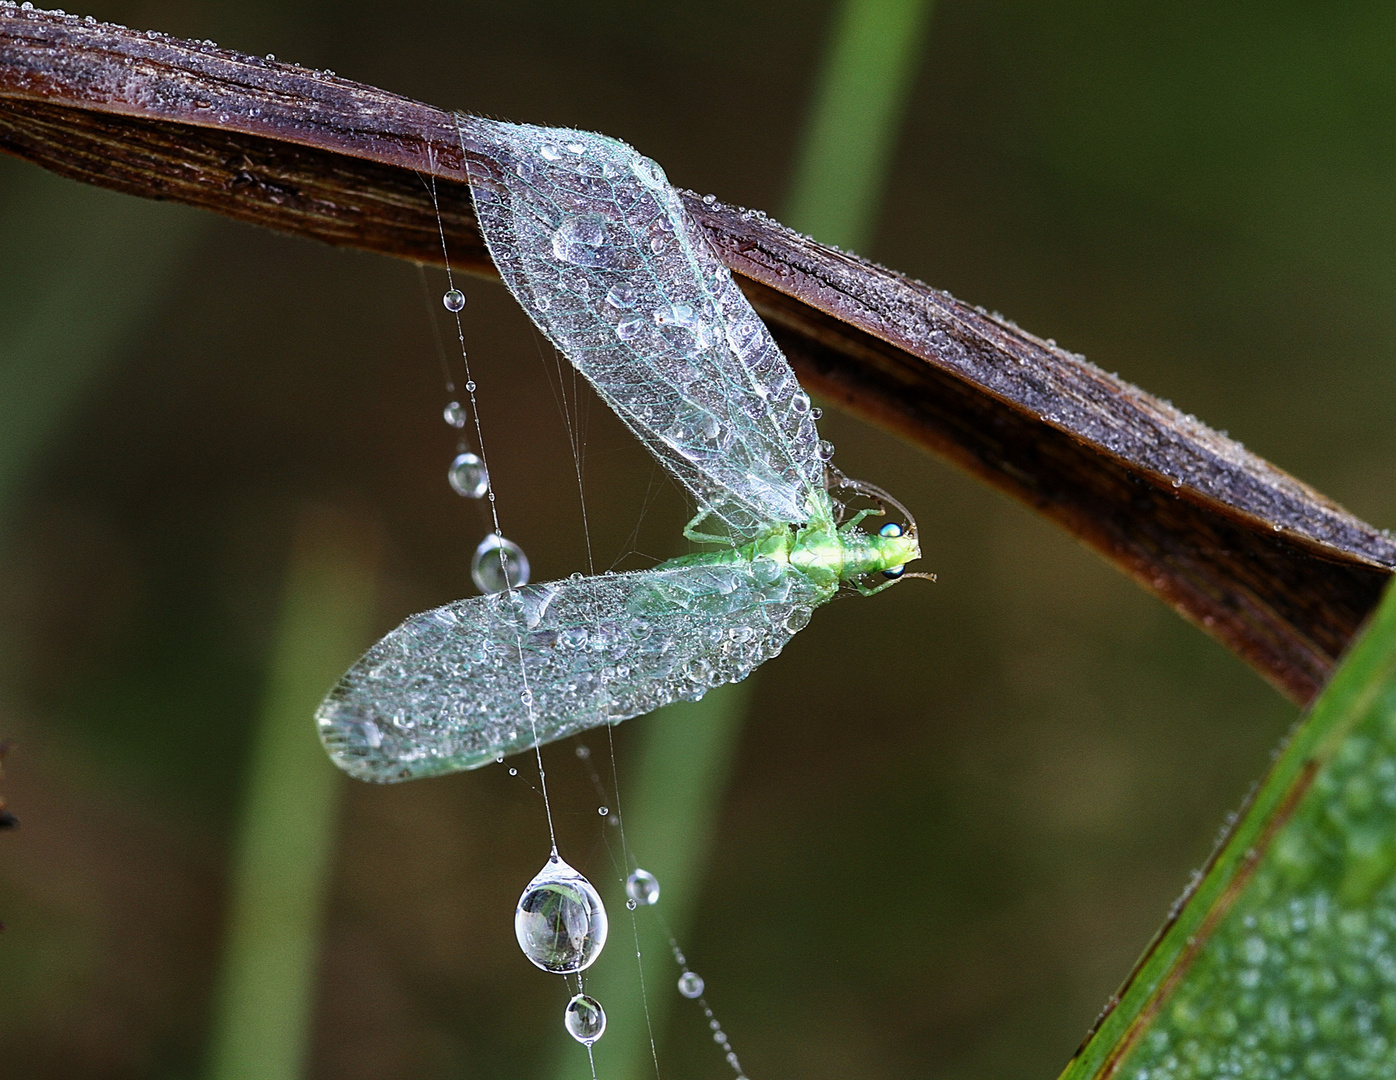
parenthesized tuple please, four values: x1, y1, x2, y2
(625, 868, 660, 906)
(515, 857, 608, 973)
(564, 993, 606, 1045)
(472, 534, 529, 594)
(448, 452, 489, 498)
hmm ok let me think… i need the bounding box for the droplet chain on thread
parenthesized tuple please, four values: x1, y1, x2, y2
(578, 740, 741, 1080)
(667, 931, 747, 1080)
(428, 139, 556, 854)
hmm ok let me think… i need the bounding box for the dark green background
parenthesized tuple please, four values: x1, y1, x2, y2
(2, 2, 1389, 1077)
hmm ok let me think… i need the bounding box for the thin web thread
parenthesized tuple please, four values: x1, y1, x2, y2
(606, 726, 664, 1080)
(571, 737, 671, 1080)
(530, 326, 596, 575)
(425, 140, 558, 855)
(414, 262, 456, 396)
(660, 913, 747, 1080)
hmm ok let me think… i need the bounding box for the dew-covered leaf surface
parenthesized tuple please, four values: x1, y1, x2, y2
(1062, 584, 1396, 1080)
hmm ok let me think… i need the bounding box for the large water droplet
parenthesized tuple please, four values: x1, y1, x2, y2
(443, 401, 466, 428)
(472, 534, 530, 593)
(564, 993, 606, 1045)
(552, 214, 610, 267)
(448, 452, 489, 498)
(515, 857, 608, 973)
(443, 288, 466, 312)
(677, 971, 704, 998)
(625, 868, 660, 906)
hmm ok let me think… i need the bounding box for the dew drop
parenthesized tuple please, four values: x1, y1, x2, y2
(606, 284, 638, 309)
(443, 288, 466, 312)
(448, 452, 489, 498)
(515, 856, 608, 973)
(654, 302, 695, 327)
(677, 971, 705, 998)
(540, 143, 562, 161)
(598, 806, 609, 816)
(625, 868, 660, 906)
(817, 439, 835, 462)
(791, 391, 811, 415)
(564, 993, 606, 1045)
(616, 318, 645, 341)
(575, 745, 591, 759)
(879, 522, 904, 537)
(702, 193, 716, 205)
(472, 534, 530, 593)
(465, 379, 476, 392)
(552, 214, 609, 266)
(443, 401, 466, 428)
(626, 898, 638, 910)
(509, 767, 518, 776)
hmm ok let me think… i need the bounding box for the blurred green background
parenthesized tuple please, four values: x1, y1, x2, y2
(3, 1, 1394, 1077)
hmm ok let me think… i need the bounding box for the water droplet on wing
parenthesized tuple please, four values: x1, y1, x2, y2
(472, 534, 530, 593)
(606, 284, 638, 309)
(564, 993, 606, 1044)
(515, 857, 608, 973)
(552, 214, 610, 266)
(448, 452, 489, 498)
(625, 868, 660, 906)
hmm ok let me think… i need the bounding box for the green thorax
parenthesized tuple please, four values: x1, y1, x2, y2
(659, 491, 921, 593)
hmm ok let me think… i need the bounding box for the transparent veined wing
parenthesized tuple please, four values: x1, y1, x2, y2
(461, 116, 827, 540)
(318, 561, 832, 782)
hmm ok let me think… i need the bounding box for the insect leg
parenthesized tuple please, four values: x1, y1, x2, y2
(682, 509, 735, 546)
(839, 506, 886, 532)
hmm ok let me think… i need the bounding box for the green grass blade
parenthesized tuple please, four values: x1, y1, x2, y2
(1060, 581, 1396, 1080)
(783, 0, 935, 252)
(206, 511, 379, 1080)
